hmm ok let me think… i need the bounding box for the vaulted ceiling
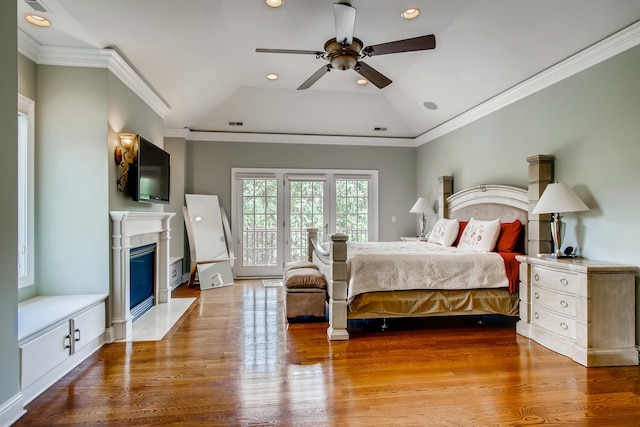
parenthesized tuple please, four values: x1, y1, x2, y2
(17, 0, 640, 143)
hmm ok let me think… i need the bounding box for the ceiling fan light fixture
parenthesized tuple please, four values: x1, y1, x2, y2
(266, 73, 279, 80)
(356, 78, 368, 85)
(265, 0, 284, 8)
(25, 13, 50, 27)
(402, 8, 420, 20)
(324, 37, 362, 70)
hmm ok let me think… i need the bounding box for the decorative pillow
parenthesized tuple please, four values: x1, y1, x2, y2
(284, 268, 327, 289)
(453, 221, 468, 247)
(495, 220, 523, 253)
(457, 218, 501, 252)
(427, 218, 460, 247)
(283, 260, 318, 273)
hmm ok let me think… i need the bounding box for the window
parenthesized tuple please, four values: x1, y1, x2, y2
(18, 95, 35, 288)
(232, 168, 378, 276)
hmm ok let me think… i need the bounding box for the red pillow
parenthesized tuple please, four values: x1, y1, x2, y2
(453, 221, 468, 247)
(495, 220, 523, 253)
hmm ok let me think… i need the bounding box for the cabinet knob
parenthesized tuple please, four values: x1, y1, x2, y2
(534, 292, 539, 299)
(560, 300, 568, 308)
(534, 273, 539, 282)
(560, 322, 568, 330)
(534, 312, 539, 319)
(560, 278, 569, 286)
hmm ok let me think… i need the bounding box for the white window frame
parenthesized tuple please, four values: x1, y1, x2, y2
(18, 94, 35, 289)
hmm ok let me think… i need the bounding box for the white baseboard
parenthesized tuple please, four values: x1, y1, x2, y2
(0, 393, 26, 427)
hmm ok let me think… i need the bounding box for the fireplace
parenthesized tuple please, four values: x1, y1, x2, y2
(130, 243, 157, 321)
(110, 211, 175, 340)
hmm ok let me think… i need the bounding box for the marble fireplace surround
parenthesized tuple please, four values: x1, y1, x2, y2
(110, 211, 175, 340)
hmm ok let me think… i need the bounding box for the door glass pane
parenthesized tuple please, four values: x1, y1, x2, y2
(242, 178, 278, 266)
(289, 180, 324, 262)
(335, 179, 369, 242)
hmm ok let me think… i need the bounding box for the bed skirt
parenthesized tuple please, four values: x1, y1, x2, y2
(347, 288, 519, 319)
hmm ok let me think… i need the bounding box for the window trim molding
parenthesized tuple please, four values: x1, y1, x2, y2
(18, 94, 35, 289)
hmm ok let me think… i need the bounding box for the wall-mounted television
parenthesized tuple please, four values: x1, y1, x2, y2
(129, 136, 171, 204)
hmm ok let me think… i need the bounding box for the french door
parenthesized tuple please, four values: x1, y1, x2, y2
(232, 168, 378, 277)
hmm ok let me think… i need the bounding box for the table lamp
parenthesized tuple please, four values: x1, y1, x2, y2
(410, 197, 434, 237)
(532, 182, 589, 258)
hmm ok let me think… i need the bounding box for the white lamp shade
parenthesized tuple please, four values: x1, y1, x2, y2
(532, 183, 589, 214)
(410, 197, 434, 214)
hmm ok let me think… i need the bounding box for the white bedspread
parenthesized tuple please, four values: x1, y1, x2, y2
(346, 241, 507, 302)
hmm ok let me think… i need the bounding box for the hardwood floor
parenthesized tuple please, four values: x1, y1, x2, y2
(14, 280, 640, 426)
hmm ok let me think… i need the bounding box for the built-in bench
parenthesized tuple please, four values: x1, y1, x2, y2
(18, 294, 108, 404)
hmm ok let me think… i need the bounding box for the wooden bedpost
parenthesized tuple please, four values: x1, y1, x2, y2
(526, 155, 555, 256)
(438, 176, 453, 218)
(327, 233, 349, 341)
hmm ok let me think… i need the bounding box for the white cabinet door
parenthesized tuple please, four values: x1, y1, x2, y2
(72, 303, 105, 353)
(21, 323, 71, 388)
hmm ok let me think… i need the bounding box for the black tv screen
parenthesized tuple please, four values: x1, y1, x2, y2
(129, 136, 170, 204)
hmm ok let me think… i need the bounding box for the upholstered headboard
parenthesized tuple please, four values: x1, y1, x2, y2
(439, 181, 529, 254)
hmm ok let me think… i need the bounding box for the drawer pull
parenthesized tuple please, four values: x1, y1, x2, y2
(172, 270, 177, 278)
(560, 278, 569, 286)
(560, 300, 568, 308)
(74, 328, 81, 342)
(560, 322, 568, 330)
(534, 273, 540, 282)
(534, 292, 539, 299)
(534, 312, 539, 320)
(64, 334, 72, 349)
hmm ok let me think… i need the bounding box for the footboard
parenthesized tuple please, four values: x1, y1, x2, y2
(307, 228, 349, 340)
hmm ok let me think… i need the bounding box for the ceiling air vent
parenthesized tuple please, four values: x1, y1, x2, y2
(24, 0, 49, 12)
(373, 127, 387, 132)
(228, 121, 244, 126)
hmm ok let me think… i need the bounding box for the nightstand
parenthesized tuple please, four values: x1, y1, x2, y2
(516, 255, 638, 367)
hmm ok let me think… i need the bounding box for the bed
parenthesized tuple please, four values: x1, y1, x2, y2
(307, 176, 531, 340)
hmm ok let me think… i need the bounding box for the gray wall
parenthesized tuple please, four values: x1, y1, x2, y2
(417, 44, 640, 343)
(0, 0, 20, 412)
(165, 137, 187, 261)
(36, 65, 111, 296)
(186, 141, 418, 241)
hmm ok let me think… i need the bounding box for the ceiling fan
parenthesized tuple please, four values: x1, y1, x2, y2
(256, 2, 436, 90)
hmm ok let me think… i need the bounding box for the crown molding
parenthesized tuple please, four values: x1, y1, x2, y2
(163, 128, 416, 147)
(415, 20, 640, 146)
(17, 29, 40, 63)
(17, 31, 170, 119)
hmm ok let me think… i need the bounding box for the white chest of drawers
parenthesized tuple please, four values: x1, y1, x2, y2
(516, 256, 638, 367)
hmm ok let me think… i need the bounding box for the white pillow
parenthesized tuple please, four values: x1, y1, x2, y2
(427, 218, 460, 247)
(457, 218, 501, 252)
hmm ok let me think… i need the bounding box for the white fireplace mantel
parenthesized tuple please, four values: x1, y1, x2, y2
(110, 211, 175, 340)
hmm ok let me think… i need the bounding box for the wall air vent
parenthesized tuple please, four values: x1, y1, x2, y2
(373, 127, 387, 132)
(228, 121, 244, 126)
(24, 0, 49, 12)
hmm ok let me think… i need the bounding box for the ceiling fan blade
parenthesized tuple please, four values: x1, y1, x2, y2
(333, 2, 356, 45)
(363, 34, 436, 56)
(297, 64, 332, 90)
(256, 48, 323, 55)
(354, 61, 392, 89)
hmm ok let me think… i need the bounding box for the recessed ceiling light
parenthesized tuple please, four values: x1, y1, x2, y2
(266, 0, 284, 7)
(356, 79, 368, 85)
(266, 73, 279, 80)
(401, 8, 420, 20)
(423, 101, 438, 110)
(25, 13, 50, 27)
